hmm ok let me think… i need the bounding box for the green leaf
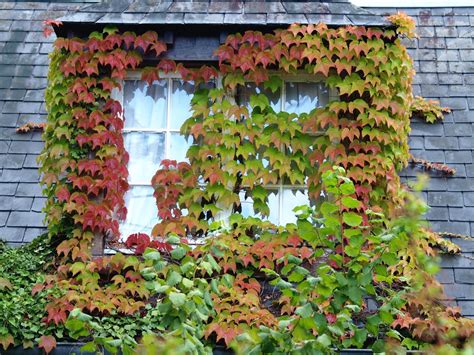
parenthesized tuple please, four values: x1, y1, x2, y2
(288, 266, 308, 283)
(0, 278, 12, 291)
(250, 94, 269, 111)
(320, 201, 338, 216)
(181, 278, 194, 288)
(295, 303, 312, 318)
(341, 196, 361, 209)
(343, 212, 363, 227)
(372, 339, 385, 353)
(316, 334, 332, 348)
(169, 292, 186, 307)
(354, 328, 367, 346)
(170, 246, 186, 260)
(347, 286, 362, 304)
(167, 270, 182, 286)
(143, 250, 161, 261)
(381, 252, 398, 266)
(263, 75, 283, 93)
(340, 182, 355, 195)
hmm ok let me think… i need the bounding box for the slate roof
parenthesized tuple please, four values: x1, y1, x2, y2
(0, 1, 473, 316)
(56, 0, 390, 28)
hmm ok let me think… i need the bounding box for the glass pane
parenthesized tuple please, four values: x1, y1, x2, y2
(120, 186, 158, 239)
(280, 189, 309, 225)
(124, 80, 168, 129)
(238, 189, 279, 224)
(267, 190, 279, 224)
(239, 191, 255, 218)
(285, 82, 329, 115)
(125, 132, 165, 184)
(237, 83, 281, 112)
(169, 133, 192, 162)
(170, 80, 194, 130)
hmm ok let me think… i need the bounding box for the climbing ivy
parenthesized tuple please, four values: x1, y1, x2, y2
(2, 13, 472, 354)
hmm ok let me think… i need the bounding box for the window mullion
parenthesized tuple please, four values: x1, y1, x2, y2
(165, 78, 172, 159)
(281, 79, 285, 112)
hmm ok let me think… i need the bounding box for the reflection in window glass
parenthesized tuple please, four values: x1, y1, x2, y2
(124, 80, 167, 129)
(120, 186, 158, 238)
(285, 82, 329, 115)
(170, 80, 195, 129)
(170, 133, 192, 162)
(280, 189, 309, 225)
(124, 132, 165, 185)
(237, 83, 281, 112)
(121, 77, 203, 239)
(239, 188, 309, 225)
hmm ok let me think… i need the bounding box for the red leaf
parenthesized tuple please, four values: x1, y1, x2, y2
(141, 67, 159, 85)
(55, 186, 70, 202)
(31, 283, 45, 295)
(156, 59, 176, 73)
(325, 313, 337, 324)
(38, 335, 56, 354)
(150, 41, 167, 56)
(42, 19, 62, 38)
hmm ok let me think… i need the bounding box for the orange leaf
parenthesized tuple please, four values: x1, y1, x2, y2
(38, 335, 56, 354)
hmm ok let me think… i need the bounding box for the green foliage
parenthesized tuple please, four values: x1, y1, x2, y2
(228, 167, 412, 354)
(0, 235, 64, 350)
(62, 237, 214, 354)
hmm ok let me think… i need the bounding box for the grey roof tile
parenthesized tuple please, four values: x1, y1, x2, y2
(244, 1, 286, 14)
(16, 183, 42, 197)
(348, 14, 390, 26)
(8, 141, 43, 154)
(59, 0, 386, 26)
(97, 12, 146, 24)
(0, 227, 25, 242)
(0, 196, 33, 212)
(223, 13, 266, 25)
(267, 13, 307, 25)
(168, 1, 209, 13)
(455, 268, 474, 284)
(7, 211, 44, 227)
(79, 0, 131, 13)
(125, 0, 171, 13)
(282, 2, 330, 14)
(306, 14, 351, 26)
(0, 212, 8, 227)
(23, 227, 45, 242)
(0, 154, 25, 169)
(140, 12, 184, 24)
(58, 11, 105, 24)
(184, 13, 224, 24)
(437, 268, 455, 284)
(31, 197, 46, 213)
(0, 169, 40, 183)
(0, 183, 18, 196)
(0, 10, 33, 21)
(209, 1, 242, 14)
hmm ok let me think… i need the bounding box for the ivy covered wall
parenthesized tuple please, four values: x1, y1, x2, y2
(0, 0, 473, 317)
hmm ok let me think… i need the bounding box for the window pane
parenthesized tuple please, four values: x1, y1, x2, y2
(280, 189, 309, 225)
(239, 189, 279, 224)
(125, 132, 165, 184)
(170, 133, 192, 162)
(124, 80, 168, 129)
(237, 83, 281, 112)
(170, 80, 194, 130)
(120, 186, 157, 239)
(285, 82, 329, 115)
(267, 190, 279, 224)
